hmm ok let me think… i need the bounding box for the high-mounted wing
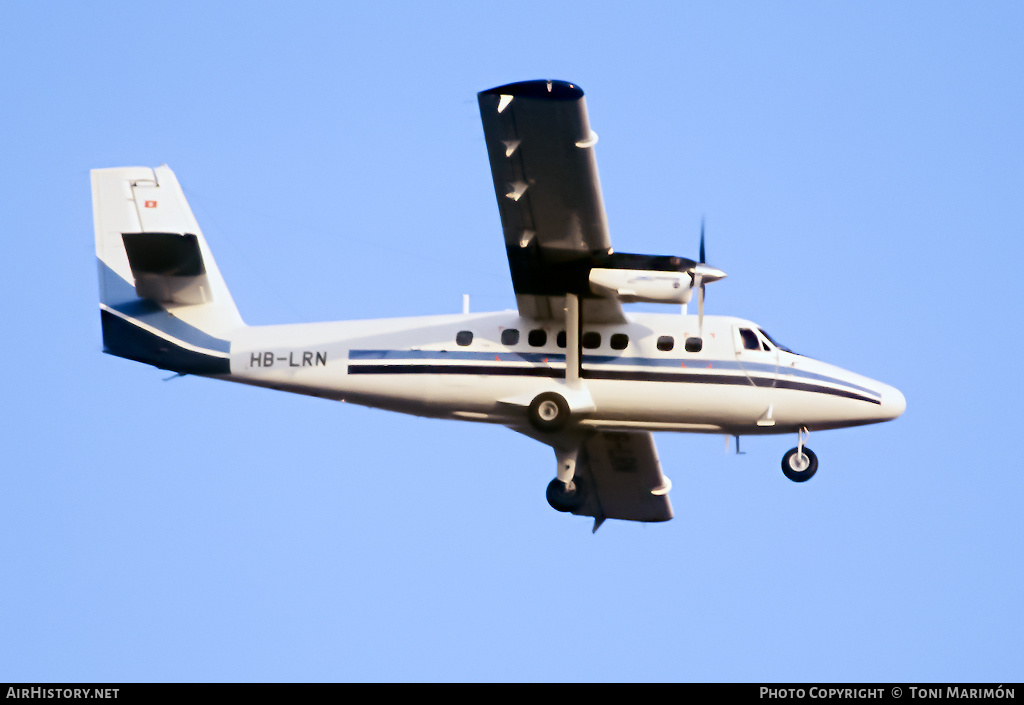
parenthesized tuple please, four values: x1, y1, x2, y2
(478, 80, 624, 323)
(569, 430, 674, 528)
(479, 80, 705, 323)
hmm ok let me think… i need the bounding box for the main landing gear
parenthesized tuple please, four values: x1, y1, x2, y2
(546, 476, 588, 512)
(540, 431, 589, 513)
(782, 426, 817, 482)
(532, 292, 591, 513)
(528, 392, 571, 433)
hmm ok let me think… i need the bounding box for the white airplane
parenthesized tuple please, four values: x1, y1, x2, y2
(92, 79, 905, 530)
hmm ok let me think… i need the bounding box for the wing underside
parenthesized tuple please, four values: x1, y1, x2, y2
(516, 426, 674, 526)
(572, 430, 674, 524)
(478, 80, 625, 324)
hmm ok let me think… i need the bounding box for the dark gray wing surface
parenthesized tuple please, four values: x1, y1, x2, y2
(478, 80, 624, 323)
(515, 425, 674, 526)
(572, 430, 674, 524)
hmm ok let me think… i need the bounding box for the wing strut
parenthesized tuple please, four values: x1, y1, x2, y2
(565, 293, 582, 386)
(555, 292, 585, 492)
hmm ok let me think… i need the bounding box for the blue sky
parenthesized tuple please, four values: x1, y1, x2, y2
(1, 1, 1021, 682)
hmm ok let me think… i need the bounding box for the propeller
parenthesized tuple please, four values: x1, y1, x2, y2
(688, 219, 726, 350)
(696, 220, 706, 336)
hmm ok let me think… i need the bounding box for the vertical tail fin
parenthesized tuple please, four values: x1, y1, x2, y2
(92, 165, 244, 374)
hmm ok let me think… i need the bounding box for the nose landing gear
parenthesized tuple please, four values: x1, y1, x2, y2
(782, 427, 818, 482)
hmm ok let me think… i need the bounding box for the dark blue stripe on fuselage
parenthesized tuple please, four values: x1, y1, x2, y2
(346, 360, 882, 405)
(348, 349, 881, 400)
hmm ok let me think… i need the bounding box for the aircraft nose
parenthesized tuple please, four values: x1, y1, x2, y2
(880, 385, 906, 420)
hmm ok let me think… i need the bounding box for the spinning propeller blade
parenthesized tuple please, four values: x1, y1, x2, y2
(697, 219, 706, 337)
(699, 219, 706, 265)
(688, 218, 726, 351)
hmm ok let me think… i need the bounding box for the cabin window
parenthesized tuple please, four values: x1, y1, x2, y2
(556, 331, 567, 348)
(501, 329, 519, 346)
(610, 333, 629, 350)
(582, 332, 601, 349)
(528, 329, 547, 347)
(456, 330, 473, 346)
(657, 335, 674, 352)
(739, 328, 760, 351)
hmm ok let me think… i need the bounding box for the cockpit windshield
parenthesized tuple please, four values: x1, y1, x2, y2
(758, 328, 797, 355)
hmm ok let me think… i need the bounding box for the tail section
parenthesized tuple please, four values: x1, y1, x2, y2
(92, 165, 244, 374)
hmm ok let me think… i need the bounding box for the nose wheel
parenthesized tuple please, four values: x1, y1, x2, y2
(782, 447, 818, 482)
(781, 426, 818, 482)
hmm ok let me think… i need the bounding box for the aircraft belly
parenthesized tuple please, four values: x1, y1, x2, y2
(347, 372, 542, 421)
(586, 377, 769, 430)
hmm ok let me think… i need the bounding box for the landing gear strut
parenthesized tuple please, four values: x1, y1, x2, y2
(538, 292, 590, 512)
(782, 426, 818, 482)
(545, 443, 588, 512)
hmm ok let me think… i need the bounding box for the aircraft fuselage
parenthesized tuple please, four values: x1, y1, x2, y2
(224, 310, 905, 435)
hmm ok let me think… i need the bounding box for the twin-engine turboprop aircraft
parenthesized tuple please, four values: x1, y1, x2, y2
(92, 79, 905, 530)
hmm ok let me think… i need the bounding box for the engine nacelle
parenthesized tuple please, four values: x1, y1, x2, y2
(588, 268, 693, 304)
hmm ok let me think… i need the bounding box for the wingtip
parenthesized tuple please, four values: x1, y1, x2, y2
(479, 80, 584, 101)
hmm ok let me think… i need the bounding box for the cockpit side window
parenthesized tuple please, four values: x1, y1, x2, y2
(739, 328, 760, 351)
(758, 328, 796, 354)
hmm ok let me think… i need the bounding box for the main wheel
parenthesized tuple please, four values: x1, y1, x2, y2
(546, 476, 588, 512)
(782, 447, 818, 482)
(528, 392, 570, 432)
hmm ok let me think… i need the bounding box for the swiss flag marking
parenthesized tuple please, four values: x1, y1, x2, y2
(144, 200, 157, 208)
